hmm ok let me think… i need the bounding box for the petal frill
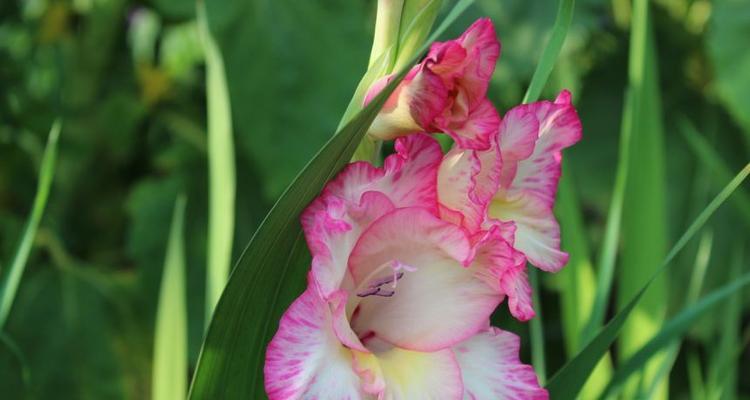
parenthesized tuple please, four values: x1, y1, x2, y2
(264, 286, 366, 400)
(490, 193, 568, 273)
(302, 134, 443, 298)
(509, 90, 582, 207)
(492, 90, 581, 271)
(347, 208, 504, 352)
(438, 127, 502, 233)
(365, 66, 449, 140)
(435, 97, 500, 151)
(453, 328, 548, 400)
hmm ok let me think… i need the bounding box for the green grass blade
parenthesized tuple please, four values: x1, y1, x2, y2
(545, 163, 750, 400)
(617, 7, 669, 397)
(681, 118, 750, 226)
(556, 169, 613, 398)
(198, 0, 237, 320)
(521, 0, 575, 103)
(611, 230, 713, 399)
(599, 270, 750, 399)
(529, 268, 546, 384)
(152, 195, 188, 400)
(0, 121, 61, 331)
(188, 3, 474, 398)
(581, 88, 633, 343)
(0, 333, 31, 388)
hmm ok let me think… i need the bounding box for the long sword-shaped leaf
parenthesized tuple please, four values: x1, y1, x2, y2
(599, 269, 750, 399)
(0, 121, 61, 330)
(617, 4, 669, 396)
(188, 2, 474, 398)
(545, 162, 750, 400)
(152, 195, 188, 400)
(197, 0, 236, 320)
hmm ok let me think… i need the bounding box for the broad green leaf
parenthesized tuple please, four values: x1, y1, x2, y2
(188, 2, 474, 398)
(151, 195, 188, 400)
(616, 5, 669, 397)
(599, 269, 750, 399)
(198, 0, 236, 320)
(0, 121, 61, 330)
(545, 162, 750, 400)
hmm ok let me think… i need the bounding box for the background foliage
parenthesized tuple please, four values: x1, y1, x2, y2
(0, 0, 748, 398)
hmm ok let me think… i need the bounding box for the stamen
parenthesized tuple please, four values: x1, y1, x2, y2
(355, 260, 416, 298)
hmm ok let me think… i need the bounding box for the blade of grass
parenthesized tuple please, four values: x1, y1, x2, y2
(617, 11, 670, 396)
(152, 195, 188, 400)
(687, 350, 707, 400)
(705, 243, 743, 400)
(0, 121, 61, 331)
(581, 87, 633, 343)
(521, 0, 575, 104)
(555, 170, 613, 398)
(599, 268, 750, 399)
(520, 0, 575, 380)
(198, 0, 236, 320)
(188, 3, 474, 398)
(681, 118, 750, 226)
(529, 268, 546, 383)
(605, 230, 713, 399)
(545, 162, 750, 400)
(0, 333, 31, 388)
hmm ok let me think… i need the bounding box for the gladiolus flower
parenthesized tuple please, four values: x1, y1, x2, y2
(365, 18, 501, 150)
(265, 135, 547, 399)
(437, 90, 582, 321)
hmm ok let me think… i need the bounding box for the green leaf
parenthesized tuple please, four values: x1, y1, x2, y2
(545, 162, 750, 400)
(521, 0, 574, 103)
(599, 269, 750, 399)
(0, 121, 61, 331)
(616, 5, 669, 397)
(188, 2, 474, 398)
(706, 0, 750, 144)
(680, 118, 750, 226)
(151, 195, 188, 400)
(198, 0, 237, 320)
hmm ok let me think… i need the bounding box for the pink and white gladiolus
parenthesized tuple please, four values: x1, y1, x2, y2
(264, 17, 582, 399)
(265, 135, 548, 399)
(364, 18, 501, 150)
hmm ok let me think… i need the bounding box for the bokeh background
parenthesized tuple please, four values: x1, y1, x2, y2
(1, 0, 748, 398)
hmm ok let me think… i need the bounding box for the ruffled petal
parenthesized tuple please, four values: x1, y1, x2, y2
(302, 134, 442, 298)
(435, 97, 500, 151)
(454, 18, 501, 106)
(510, 90, 582, 207)
(492, 90, 581, 271)
(490, 193, 567, 272)
(454, 328, 548, 400)
(438, 127, 502, 233)
(365, 66, 449, 140)
(347, 208, 508, 352)
(264, 286, 365, 400)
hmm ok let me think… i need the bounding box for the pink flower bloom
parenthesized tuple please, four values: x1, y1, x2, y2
(265, 135, 547, 400)
(365, 18, 501, 150)
(437, 91, 582, 321)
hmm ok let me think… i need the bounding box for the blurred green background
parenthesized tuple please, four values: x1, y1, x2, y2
(0, 0, 748, 398)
